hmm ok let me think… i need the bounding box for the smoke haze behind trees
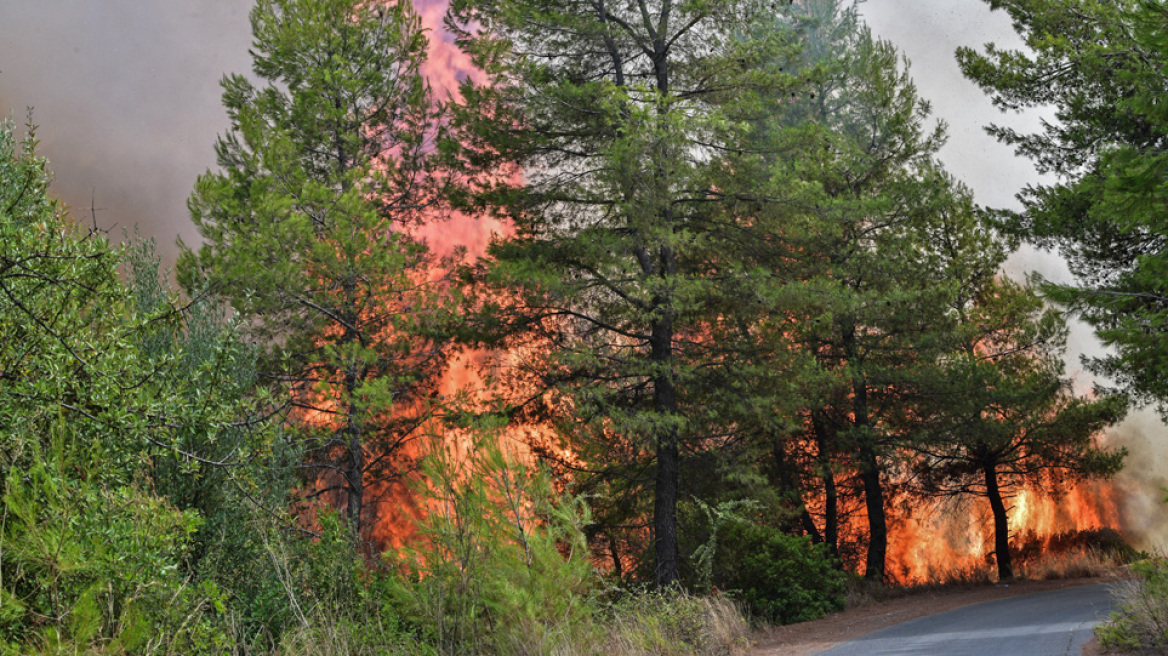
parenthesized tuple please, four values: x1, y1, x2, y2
(2, 0, 1165, 548)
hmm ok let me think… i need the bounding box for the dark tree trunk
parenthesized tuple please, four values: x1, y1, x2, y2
(984, 462, 1013, 580)
(842, 324, 886, 582)
(812, 411, 840, 561)
(653, 429, 680, 588)
(336, 126, 364, 538)
(609, 534, 624, 579)
(859, 444, 886, 582)
(342, 354, 364, 535)
(649, 38, 679, 588)
(345, 419, 363, 533)
(651, 245, 680, 589)
(652, 315, 680, 588)
(853, 377, 886, 582)
(773, 437, 823, 543)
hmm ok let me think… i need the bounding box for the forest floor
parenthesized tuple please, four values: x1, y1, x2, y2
(750, 573, 1127, 655)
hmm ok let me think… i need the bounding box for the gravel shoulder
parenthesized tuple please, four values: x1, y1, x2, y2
(750, 574, 1125, 656)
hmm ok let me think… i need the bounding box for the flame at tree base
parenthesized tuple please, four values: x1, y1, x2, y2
(884, 480, 1125, 585)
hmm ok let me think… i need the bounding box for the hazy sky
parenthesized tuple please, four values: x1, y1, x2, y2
(0, 0, 1040, 263)
(0, 0, 1081, 359)
(3, 0, 1165, 542)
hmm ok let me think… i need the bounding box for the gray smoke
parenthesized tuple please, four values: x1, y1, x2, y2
(0, 0, 252, 265)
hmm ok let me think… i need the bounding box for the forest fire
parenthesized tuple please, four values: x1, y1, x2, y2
(340, 0, 1140, 587)
(10, 0, 1168, 650)
(882, 478, 1124, 585)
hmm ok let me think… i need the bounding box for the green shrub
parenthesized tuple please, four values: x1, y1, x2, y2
(712, 522, 845, 625)
(385, 429, 596, 655)
(1097, 557, 1168, 653)
(0, 423, 227, 654)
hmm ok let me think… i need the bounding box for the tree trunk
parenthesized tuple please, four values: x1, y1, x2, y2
(649, 38, 679, 587)
(843, 325, 886, 582)
(773, 437, 822, 543)
(859, 444, 886, 582)
(812, 411, 840, 561)
(345, 421, 363, 533)
(652, 309, 681, 589)
(853, 377, 886, 582)
(342, 358, 364, 535)
(335, 117, 363, 537)
(984, 462, 1013, 580)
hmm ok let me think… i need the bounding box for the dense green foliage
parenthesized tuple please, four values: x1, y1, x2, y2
(713, 523, 845, 624)
(958, 0, 1168, 413)
(178, 0, 455, 539)
(0, 0, 1143, 651)
(0, 118, 283, 652)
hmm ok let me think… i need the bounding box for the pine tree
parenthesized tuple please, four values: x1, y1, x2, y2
(745, 0, 967, 581)
(907, 232, 1127, 580)
(958, 0, 1168, 413)
(179, 0, 452, 540)
(446, 0, 809, 587)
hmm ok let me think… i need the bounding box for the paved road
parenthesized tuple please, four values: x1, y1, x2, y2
(817, 583, 1117, 656)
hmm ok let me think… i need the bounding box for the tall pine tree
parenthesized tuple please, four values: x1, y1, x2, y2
(959, 0, 1168, 412)
(179, 0, 452, 540)
(747, 0, 965, 581)
(446, 0, 809, 587)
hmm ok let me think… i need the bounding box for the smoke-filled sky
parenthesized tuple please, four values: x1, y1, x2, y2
(2, 0, 1165, 544)
(0, 0, 1050, 269)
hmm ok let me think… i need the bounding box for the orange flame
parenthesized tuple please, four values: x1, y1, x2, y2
(882, 478, 1123, 585)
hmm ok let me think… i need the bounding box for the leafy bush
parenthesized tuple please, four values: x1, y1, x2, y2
(712, 522, 845, 624)
(1097, 557, 1168, 653)
(386, 428, 596, 655)
(0, 423, 227, 654)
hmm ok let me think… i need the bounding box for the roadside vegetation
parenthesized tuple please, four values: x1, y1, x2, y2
(3, 0, 1164, 653)
(1098, 559, 1168, 654)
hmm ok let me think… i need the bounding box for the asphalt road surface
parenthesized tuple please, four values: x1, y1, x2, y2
(817, 582, 1117, 656)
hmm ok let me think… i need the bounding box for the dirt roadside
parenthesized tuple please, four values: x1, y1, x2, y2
(750, 574, 1125, 656)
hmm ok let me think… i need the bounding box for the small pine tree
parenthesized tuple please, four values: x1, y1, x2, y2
(179, 0, 455, 540)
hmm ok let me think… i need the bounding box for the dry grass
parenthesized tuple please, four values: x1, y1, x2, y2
(843, 567, 994, 610)
(593, 593, 751, 656)
(511, 592, 750, 656)
(269, 591, 751, 656)
(840, 545, 1126, 612)
(1020, 547, 1126, 581)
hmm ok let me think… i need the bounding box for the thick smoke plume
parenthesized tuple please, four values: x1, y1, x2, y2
(0, 1, 253, 264)
(0, 0, 477, 266)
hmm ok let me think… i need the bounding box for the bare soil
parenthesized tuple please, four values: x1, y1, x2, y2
(750, 574, 1126, 656)
(1081, 635, 1105, 656)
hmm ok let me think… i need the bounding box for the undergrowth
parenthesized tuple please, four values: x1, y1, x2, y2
(1097, 558, 1168, 654)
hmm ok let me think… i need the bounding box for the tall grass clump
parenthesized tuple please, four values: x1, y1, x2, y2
(593, 592, 749, 656)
